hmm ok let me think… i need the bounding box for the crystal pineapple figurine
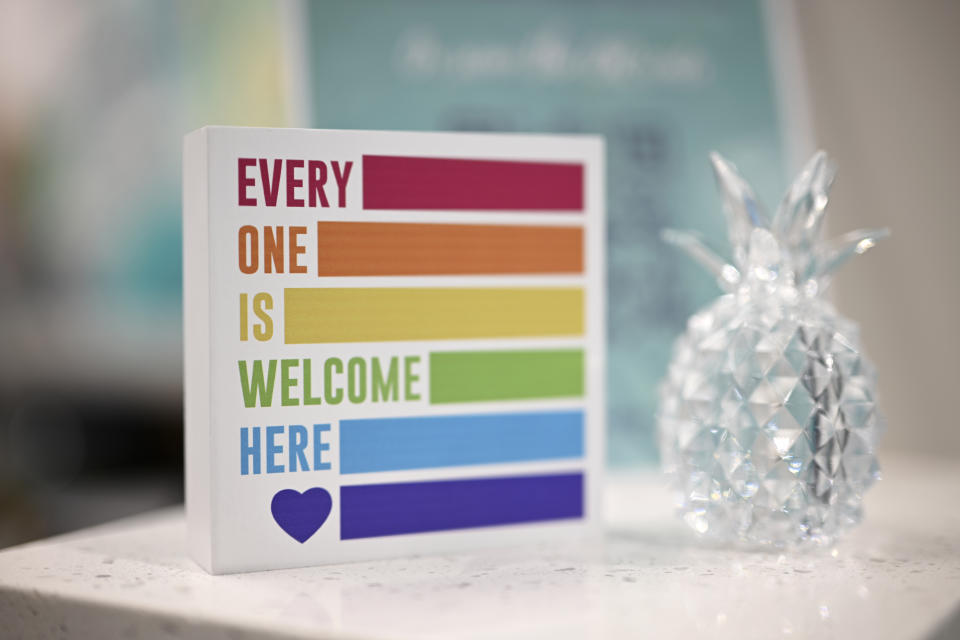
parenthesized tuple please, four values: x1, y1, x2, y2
(657, 151, 887, 547)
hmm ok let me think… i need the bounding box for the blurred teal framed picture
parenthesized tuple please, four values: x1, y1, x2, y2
(295, 0, 805, 466)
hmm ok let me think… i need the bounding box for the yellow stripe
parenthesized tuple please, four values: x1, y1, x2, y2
(284, 287, 583, 343)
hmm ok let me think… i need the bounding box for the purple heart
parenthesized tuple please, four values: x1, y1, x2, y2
(271, 488, 332, 543)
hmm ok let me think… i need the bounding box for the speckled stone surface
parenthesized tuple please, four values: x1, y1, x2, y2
(1, 454, 958, 639)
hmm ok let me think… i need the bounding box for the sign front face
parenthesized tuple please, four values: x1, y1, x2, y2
(184, 127, 605, 573)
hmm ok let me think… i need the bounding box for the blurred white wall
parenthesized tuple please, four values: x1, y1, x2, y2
(795, 0, 960, 458)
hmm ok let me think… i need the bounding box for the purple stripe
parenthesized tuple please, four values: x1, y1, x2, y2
(340, 473, 583, 539)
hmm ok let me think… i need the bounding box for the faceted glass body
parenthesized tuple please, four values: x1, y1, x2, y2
(657, 292, 882, 547)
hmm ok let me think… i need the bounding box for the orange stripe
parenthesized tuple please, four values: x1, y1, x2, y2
(316, 222, 582, 276)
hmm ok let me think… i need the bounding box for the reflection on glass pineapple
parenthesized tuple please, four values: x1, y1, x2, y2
(657, 151, 887, 547)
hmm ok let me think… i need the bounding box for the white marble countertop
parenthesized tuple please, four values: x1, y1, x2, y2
(1, 454, 958, 639)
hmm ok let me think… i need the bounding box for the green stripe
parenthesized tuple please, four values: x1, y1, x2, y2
(429, 349, 584, 404)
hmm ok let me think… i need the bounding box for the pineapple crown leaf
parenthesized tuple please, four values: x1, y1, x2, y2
(709, 152, 770, 264)
(772, 150, 836, 243)
(665, 150, 889, 295)
(661, 228, 741, 291)
(813, 227, 891, 281)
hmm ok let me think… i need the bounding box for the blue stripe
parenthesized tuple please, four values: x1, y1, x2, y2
(339, 410, 583, 474)
(340, 473, 583, 539)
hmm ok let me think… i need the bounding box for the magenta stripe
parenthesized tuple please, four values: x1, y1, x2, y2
(362, 155, 583, 211)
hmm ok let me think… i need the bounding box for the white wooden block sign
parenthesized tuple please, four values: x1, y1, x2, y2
(183, 127, 605, 573)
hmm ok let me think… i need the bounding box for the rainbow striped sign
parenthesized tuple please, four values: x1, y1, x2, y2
(184, 127, 604, 573)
